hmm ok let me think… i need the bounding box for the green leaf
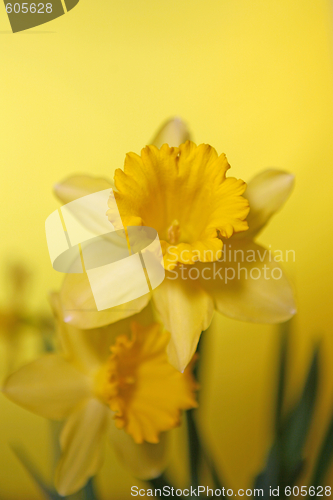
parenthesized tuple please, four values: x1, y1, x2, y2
(276, 321, 290, 433)
(254, 331, 319, 495)
(280, 347, 319, 475)
(253, 443, 280, 498)
(311, 411, 333, 486)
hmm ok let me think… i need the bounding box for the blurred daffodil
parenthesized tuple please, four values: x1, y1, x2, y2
(54, 118, 296, 372)
(0, 263, 31, 340)
(0, 263, 54, 375)
(2, 298, 197, 496)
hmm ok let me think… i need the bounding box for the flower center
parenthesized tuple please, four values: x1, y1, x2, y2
(96, 334, 137, 418)
(95, 322, 198, 443)
(167, 219, 181, 245)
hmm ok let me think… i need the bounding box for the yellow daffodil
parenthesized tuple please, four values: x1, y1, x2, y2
(54, 119, 296, 372)
(2, 298, 197, 496)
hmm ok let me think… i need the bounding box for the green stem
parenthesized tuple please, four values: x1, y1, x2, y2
(149, 475, 184, 499)
(82, 478, 98, 500)
(186, 407, 201, 490)
(186, 333, 206, 492)
(186, 330, 225, 494)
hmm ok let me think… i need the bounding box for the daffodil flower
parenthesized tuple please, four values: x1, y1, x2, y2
(54, 118, 296, 372)
(2, 298, 197, 496)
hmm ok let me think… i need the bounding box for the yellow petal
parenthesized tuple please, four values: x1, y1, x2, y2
(2, 354, 90, 420)
(109, 425, 169, 480)
(152, 273, 214, 372)
(55, 398, 109, 496)
(54, 174, 113, 204)
(151, 117, 191, 148)
(59, 272, 150, 329)
(241, 169, 295, 238)
(200, 242, 296, 323)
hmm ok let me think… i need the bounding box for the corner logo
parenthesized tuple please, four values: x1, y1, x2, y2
(45, 189, 165, 311)
(3, 0, 79, 33)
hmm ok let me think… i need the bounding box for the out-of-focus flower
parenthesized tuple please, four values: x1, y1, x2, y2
(0, 263, 52, 374)
(2, 297, 197, 496)
(54, 119, 296, 372)
(149, 117, 191, 149)
(0, 263, 55, 375)
(0, 263, 30, 338)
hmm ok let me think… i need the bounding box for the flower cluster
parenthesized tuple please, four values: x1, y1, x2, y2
(2, 118, 296, 496)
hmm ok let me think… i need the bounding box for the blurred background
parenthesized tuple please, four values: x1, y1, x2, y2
(0, 0, 333, 498)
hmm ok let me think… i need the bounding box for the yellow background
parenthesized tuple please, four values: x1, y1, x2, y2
(1, 0, 333, 498)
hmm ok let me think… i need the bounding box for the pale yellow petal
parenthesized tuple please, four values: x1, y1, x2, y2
(151, 117, 191, 148)
(54, 175, 113, 204)
(53, 174, 115, 239)
(241, 169, 295, 238)
(109, 425, 169, 480)
(59, 272, 150, 329)
(152, 273, 214, 372)
(55, 398, 109, 496)
(50, 291, 106, 373)
(200, 242, 296, 323)
(3, 354, 90, 420)
(51, 291, 155, 374)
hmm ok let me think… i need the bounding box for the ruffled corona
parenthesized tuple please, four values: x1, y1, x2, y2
(108, 141, 250, 270)
(98, 322, 198, 443)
